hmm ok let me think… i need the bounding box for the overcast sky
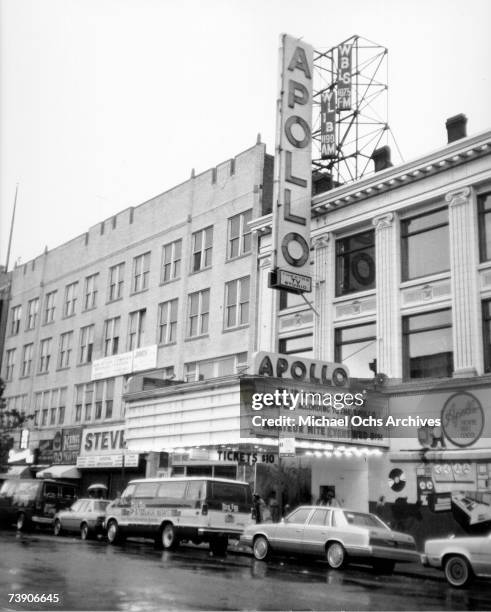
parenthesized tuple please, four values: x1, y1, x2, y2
(1, 0, 490, 266)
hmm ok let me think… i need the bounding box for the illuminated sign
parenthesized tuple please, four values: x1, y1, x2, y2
(337, 43, 352, 110)
(252, 351, 349, 387)
(321, 89, 337, 159)
(269, 268, 312, 293)
(271, 34, 313, 294)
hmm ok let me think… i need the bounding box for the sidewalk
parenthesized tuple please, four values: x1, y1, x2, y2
(227, 540, 445, 582)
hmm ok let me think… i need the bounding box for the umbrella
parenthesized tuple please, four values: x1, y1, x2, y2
(87, 483, 108, 490)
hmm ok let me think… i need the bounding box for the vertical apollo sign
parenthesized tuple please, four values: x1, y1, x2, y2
(269, 34, 313, 295)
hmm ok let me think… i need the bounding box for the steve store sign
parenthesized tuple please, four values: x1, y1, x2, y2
(80, 425, 125, 455)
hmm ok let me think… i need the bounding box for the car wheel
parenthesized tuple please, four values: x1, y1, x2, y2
(209, 536, 228, 556)
(53, 519, 63, 537)
(106, 520, 124, 545)
(16, 513, 27, 532)
(80, 523, 91, 541)
(253, 535, 270, 561)
(373, 560, 395, 574)
(326, 542, 347, 569)
(161, 523, 179, 550)
(444, 555, 474, 588)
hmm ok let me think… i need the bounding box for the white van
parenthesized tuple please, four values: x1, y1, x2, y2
(104, 477, 253, 555)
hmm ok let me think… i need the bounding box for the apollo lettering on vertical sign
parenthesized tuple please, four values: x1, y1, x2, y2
(270, 34, 313, 295)
(321, 89, 337, 159)
(337, 43, 352, 110)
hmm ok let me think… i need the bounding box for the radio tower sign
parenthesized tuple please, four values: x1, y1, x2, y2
(269, 34, 314, 295)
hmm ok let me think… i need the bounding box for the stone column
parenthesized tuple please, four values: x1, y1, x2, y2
(372, 212, 402, 379)
(312, 233, 334, 361)
(446, 187, 481, 376)
(255, 253, 279, 352)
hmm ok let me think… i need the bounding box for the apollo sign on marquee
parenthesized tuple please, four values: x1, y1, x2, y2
(269, 34, 313, 295)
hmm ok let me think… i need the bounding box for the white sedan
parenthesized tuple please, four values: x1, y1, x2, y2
(241, 505, 419, 573)
(423, 533, 491, 587)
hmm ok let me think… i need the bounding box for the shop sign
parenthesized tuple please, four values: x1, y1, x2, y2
(53, 427, 83, 465)
(76, 453, 139, 468)
(270, 34, 313, 294)
(441, 392, 484, 448)
(37, 438, 54, 464)
(80, 425, 126, 455)
(91, 344, 157, 380)
(216, 449, 277, 465)
(8, 448, 34, 464)
(252, 351, 349, 388)
(279, 437, 296, 457)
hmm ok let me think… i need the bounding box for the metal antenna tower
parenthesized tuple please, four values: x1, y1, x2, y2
(312, 35, 402, 186)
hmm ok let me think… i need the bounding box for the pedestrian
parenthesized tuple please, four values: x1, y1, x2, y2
(268, 491, 280, 523)
(326, 490, 340, 507)
(252, 494, 266, 524)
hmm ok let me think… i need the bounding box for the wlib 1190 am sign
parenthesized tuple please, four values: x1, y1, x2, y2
(269, 34, 313, 295)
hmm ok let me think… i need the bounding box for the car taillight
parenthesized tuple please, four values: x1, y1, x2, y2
(201, 503, 208, 516)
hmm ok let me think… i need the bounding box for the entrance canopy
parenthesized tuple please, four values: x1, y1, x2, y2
(36, 465, 81, 479)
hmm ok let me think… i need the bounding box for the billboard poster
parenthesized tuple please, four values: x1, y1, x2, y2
(320, 89, 337, 159)
(270, 34, 313, 294)
(337, 43, 352, 110)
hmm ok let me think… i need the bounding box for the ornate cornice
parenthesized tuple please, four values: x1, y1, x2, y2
(445, 186, 471, 207)
(372, 212, 394, 231)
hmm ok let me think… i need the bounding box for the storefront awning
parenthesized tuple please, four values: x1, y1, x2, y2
(36, 465, 81, 479)
(5, 465, 32, 478)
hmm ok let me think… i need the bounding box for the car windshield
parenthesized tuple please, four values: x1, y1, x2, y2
(343, 511, 388, 529)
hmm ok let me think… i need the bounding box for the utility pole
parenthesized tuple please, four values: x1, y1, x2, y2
(5, 183, 19, 271)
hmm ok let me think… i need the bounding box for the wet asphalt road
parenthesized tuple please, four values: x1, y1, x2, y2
(1, 530, 490, 611)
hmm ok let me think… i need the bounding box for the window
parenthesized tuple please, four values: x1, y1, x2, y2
(401, 207, 449, 280)
(103, 317, 120, 356)
(42, 408, 48, 426)
(158, 299, 178, 344)
(191, 226, 213, 272)
(483, 300, 491, 373)
(50, 406, 56, 426)
(228, 210, 252, 259)
(95, 381, 104, 419)
(161, 239, 182, 283)
(334, 322, 377, 378)
(108, 262, 125, 301)
(84, 383, 94, 421)
(128, 309, 146, 350)
(79, 325, 94, 364)
(187, 289, 210, 337)
(309, 509, 331, 526)
(279, 334, 313, 358)
(132, 252, 150, 293)
(403, 309, 453, 379)
(285, 507, 311, 524)
(336, 230, 375, 296)
(26, 298, 39, 330)
(58, 388, 66, 425)
(279, 290, 305, 311)
(44, 291, 57, 324)
(64, 282, 78, 317)
(225, 277, 250, 328)
(184, 353, 247, 382)
(21, 344, 33, 377)
(75, 385, 83, 422)
(479, 192, 491, 262)
(83, 273, 98, 310)
(58, 331, 73, 369)
(10, 305, 22, 335)
(105, 379, 114, 419)
(5, 349, 15, 381)
(38, 338, 52, 373)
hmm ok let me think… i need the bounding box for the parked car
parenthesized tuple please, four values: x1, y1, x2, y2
(104, 477, 253, 555)
(241, 505, 419, 573)
(53, 498, 110, 540)
(0, 478, 78, 531)
(423, 532, 491, 587)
